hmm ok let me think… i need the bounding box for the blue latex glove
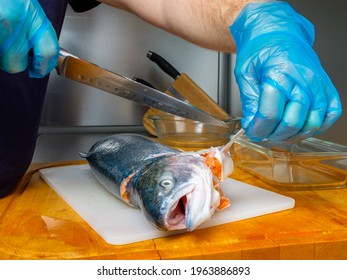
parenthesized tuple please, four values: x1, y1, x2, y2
(0, 0, 59, 78)
(230, 1, 342, 143)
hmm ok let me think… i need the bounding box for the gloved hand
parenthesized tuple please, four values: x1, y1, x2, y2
(0, 0, 59, 78)
(230, 1, 342, 143)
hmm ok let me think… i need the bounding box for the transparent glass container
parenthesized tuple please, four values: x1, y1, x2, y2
(233, 137, 347, 190)
(148, 115, 241, 148)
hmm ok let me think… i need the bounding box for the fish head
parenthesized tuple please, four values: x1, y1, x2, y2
(135, 153, 220, 231)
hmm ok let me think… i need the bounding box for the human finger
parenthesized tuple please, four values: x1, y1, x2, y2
(246, 81, 287, 141)
(28, 20, 59, 78)
(268, 85, 310, 142)
(315, 79, 342, 134)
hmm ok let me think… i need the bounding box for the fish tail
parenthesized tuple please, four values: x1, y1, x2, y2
(79, 151, 88, 158)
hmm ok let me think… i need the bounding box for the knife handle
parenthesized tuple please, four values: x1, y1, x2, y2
(147, 51, 181, 80)
(132, 77, 157, 89)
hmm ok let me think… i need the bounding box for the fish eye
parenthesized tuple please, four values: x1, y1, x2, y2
(160, 179, 174, 189)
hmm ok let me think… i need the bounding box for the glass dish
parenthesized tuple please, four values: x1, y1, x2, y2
(233, 137, 347, 190)
(147, 115, 241, 149)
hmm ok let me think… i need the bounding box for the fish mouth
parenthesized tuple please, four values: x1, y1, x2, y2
(166, 191, 191, 231)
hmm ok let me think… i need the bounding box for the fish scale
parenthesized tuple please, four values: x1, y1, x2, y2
(81, 133, 232, 231)
(81, 134, 179, 198)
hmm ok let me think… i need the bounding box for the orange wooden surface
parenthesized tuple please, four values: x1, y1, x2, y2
(1, 161, 347, 260)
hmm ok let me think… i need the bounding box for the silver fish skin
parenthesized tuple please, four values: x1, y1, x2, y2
(80, 133, 221, 231)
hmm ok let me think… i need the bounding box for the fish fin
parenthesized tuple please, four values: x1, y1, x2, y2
(120, 172, 136, 206)
(79, 152, 87, 158)
(217, 197, 230, 210)
(214, 181, 230, 210)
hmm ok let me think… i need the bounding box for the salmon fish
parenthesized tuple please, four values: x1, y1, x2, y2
(80, 133, 233, 231)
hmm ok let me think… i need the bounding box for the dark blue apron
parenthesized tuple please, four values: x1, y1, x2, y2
(0, 0, 99, 197)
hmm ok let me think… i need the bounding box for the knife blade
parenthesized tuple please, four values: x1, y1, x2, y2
(56, 49, 227, 128)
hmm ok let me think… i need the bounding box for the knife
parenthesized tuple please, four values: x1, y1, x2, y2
(147, 51, 188, 102)
(147, 51, 181, 80)
(56, 49, 227, 128)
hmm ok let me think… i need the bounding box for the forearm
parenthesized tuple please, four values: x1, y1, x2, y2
(98, 0, 264, 53)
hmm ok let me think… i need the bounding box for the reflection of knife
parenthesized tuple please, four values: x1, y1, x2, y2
(56, 49, 227, 128)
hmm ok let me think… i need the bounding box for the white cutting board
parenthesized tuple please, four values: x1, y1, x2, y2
(40, 165, 295, 245)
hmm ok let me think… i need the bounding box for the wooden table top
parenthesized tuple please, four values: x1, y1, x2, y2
(1, 160, 347, 260)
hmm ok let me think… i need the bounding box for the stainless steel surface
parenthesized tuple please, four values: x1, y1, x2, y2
(41, 5, 227, 128)
(35, 5, 230, 163)
(227, 54, 242, 118)
(57, 49, 227, 127)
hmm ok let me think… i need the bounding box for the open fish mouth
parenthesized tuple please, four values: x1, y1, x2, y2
(166, 191, 192, 230)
